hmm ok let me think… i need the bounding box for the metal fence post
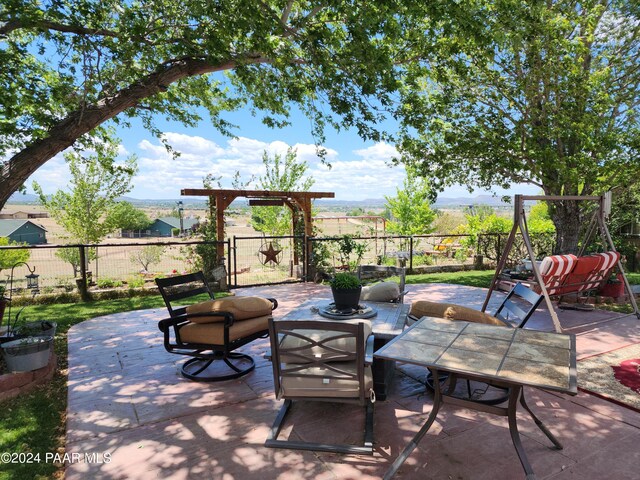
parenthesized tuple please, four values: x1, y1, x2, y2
(409, 236, 414, 273)
(77, 245, 90, 301)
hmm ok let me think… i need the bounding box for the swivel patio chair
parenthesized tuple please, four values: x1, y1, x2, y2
(357, 265, 407, 304)
(265, 318, 375, 454)
(155, 272, 277, 382)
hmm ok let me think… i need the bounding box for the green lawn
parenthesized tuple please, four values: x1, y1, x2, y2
(0, 270, 638, 479)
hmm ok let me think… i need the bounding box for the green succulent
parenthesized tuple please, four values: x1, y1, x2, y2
(330, 272, 362, 290)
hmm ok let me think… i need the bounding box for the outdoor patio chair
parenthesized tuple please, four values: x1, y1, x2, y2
(407, 282, 543, 403)
(357, 265, 407, 303)
(155, 271, 277, 382)
(265, 318, 375, 454)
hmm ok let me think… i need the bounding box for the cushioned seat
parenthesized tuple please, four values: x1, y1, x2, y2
(409, 301, 507, 326)
(156, 272, 277, 382)
(265, 318, 375, 454)
(179, 315, 271, 344)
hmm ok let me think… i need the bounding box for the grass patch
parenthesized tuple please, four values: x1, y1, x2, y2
(0, 295, 171, 480)
(405, 270, 496, 288)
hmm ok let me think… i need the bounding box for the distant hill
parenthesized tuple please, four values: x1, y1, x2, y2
(7, 192, 511, 209)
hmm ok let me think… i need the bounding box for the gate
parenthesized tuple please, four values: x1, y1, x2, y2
(230, 235, 305, 288)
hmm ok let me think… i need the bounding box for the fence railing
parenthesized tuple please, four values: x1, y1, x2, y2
(1, 231, 635, 299)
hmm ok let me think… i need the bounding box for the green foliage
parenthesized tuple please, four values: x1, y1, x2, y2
(0, 237, 29, 271)
(385, 166, 436, 240)
(0, 1, 442, 208)
(55, 246, 97, 277)
(250, 148, 314, 236)
(110, 202, 151, 231)
(130, 245, 165, 272)
(330, 272, 361, 290)
(33, 137, 137, 244)
(333, 234, 367, 271)
(454, 248, 468, 263)
(412, 254, 434, 266)
(126, 276, 145, 289)
(96, 277, 122, 288)
(398, 1, 640, 252)
(171, 228, 181, 237)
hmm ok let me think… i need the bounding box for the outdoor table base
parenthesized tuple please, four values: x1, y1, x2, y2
(384, 370, 563, 480)
(375, 316, 576, 480)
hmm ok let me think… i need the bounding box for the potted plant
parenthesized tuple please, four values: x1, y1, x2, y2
(0, 335, 53, 372)
(13, 320, 57, 339)
(330, 272, 362, 312)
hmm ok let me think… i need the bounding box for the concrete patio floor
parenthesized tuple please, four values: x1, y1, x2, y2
(65, 283, 640, 479)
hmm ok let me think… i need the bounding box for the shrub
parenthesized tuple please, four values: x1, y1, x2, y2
(330, 272, 361, 290)
(126, 276, 145, 289)
(413, 254, 434, 266)
(97, 277, 123, 288)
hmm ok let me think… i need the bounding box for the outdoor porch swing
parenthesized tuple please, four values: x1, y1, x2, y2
(481, 194, 640, 333)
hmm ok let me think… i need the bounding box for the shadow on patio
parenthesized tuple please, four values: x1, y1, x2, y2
(65, 283, 640, 479)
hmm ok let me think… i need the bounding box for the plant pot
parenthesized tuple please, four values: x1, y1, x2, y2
(331, 286, 362, 312)
(1, 336, 53, 372)
(13, 321, 57, 338)
(599, 274, 625, 297)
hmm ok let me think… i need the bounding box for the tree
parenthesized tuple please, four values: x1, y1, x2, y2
(130, 245, 165, 272)
(0, 237, 30, 272)
(110, 202, 151, 232)
(384, 166, 436, 238)
(0, 1, 444, 208)
(33, 139, 137, 244)
(250, 148, 314, 236)
(398, 1, 640, 253)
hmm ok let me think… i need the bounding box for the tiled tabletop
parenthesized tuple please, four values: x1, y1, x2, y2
(281, 300, 410, 340)
(375, 316, 577, 393)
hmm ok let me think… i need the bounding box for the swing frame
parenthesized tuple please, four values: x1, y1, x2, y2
(481, 194, 640, 333)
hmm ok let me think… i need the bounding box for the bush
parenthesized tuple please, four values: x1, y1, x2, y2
(413, 254, 434, 266)
(330, 272, 362, 289)
(454, 248, 468, 263)
(97, 277, 123, 288)
(126, 276, 145, 288)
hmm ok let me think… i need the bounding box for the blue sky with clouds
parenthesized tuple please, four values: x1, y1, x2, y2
(25, 102, 539, 202)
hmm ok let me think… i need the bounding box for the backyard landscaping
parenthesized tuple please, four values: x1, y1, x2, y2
(1, 270, 639, 479)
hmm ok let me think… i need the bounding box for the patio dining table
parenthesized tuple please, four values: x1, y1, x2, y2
(375, 316, 577, 480)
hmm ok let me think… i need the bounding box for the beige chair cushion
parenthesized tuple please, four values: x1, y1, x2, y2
(185, 296, 273, 324)
(178, 314, 270, 344)
(278, 320, 372, 364)
(360, 281, 400, 302)
(279, 363, 373, 399)
(409, 301, 507, 326)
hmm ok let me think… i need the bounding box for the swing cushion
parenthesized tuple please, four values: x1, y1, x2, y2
(559, 251, 620, 294)
(538, 254, 578, 295)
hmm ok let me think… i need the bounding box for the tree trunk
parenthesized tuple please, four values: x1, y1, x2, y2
(0, 57, 251, 209)
(549, 200, 583, 254)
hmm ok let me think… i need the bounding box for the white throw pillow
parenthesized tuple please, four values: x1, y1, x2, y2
(360, 281, 400, 302)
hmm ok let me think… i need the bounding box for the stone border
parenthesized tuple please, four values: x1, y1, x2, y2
(0, 351, 57, 402)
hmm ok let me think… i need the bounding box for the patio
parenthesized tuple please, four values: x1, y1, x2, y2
(65, 283, 640, 479)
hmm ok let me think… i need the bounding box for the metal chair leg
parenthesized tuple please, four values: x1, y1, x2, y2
(519, 391, 563, 449)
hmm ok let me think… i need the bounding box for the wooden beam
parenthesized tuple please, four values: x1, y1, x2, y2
(248, 199, 285, 206)
(182, 188, 334, 199)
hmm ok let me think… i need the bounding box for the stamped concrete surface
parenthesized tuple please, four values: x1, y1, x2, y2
(65, 283, 640, 479)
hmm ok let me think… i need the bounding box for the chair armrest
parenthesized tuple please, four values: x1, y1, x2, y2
(158, 315, 189, 332)
(365, 335, 374, 365)
(267, 298, 278, 310)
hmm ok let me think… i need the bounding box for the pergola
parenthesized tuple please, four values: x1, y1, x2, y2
(181, 188, 335, 262)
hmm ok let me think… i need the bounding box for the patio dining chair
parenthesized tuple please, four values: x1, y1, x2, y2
(155, 272, 277, 382)
(265, 318, 375, 454)
(407, 282, 543, 403)
(357, 265, 407, 304)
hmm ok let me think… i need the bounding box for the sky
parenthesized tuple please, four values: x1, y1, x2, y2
(24, 104, 540, 203)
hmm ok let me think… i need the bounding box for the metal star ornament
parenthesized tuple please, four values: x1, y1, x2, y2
(259, 242, 282, 266)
